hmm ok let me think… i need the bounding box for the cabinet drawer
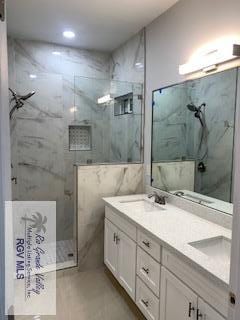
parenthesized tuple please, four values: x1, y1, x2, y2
(137, 247, 161, 297)
(138, 229, 161, 262)
(105, 206, 137, 241)
(136, 277, 159, 320)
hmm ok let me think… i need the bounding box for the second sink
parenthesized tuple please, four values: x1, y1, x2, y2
(189, 236, 231, 264)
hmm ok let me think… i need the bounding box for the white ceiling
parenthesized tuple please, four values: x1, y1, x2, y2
(6, 0, 178, 52)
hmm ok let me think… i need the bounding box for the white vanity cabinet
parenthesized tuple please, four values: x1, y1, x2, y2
(104, 204, 228, 320)
(197, 298, 225, 320)
(160, 267, 197, 320)
(104, 218, 118, 278)
(104, 212, 137, 300)
(118, 229, 137, 299)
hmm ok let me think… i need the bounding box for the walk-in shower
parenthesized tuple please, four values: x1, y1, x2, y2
(9, 73, 143, 271)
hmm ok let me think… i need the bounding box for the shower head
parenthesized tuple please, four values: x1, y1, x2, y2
(19, 91, 36, 101)
(186, 102, 206, 128)
(9, 88, 36, 119)
(187, 103, 198, 112)
(186, 103, 206, 112)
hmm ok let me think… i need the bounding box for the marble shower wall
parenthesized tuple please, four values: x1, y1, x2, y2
(73, 77, 143, 163)
(77, 164, 143, 270)
(108, 30, 145, 162)
(152, 161, 195, 191)
(191, 68, 237, 202)
(152, 84, 194, 162)
(152, 68, 237, 203)
(110, 29, 145, 83)
(8, 38, 111, 242)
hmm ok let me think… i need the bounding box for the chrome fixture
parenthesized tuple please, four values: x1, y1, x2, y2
(148, 192, 167, 205)
(9, 88, 36, 119)
(198, 161, 207, 173)
(186, 103, 206, 127)
(174, 191, 185, 197)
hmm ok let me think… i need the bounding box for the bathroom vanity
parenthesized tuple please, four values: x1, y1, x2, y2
(103, 194, 230, 320)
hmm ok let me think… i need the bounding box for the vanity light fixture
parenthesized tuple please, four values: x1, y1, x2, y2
(179, 43, 240, 75)
(97, 94, 112, 105)
(63, 30, 75, 39)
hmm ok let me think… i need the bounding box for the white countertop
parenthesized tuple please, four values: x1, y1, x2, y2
(103, 194, 231, 290)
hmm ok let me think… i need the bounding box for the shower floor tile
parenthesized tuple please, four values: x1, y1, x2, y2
(14, 267, 145, 320)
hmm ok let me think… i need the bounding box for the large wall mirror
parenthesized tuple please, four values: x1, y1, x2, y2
(151, 68, 239, 215)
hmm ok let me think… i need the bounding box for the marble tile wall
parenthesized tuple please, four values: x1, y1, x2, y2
(77, 164, 143, 270)
(110, 30, 145, 83)
(152, 84, 194, 162)
(191, 69, 237, 202)
(152, 161, 195, 191)
(109, 30, 145, 162)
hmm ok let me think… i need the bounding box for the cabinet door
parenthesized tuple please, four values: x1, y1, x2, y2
(104, 219, 118, 278)
(198, 298, 225, 320)
(160, 267, 198, 320)
(118, 230, 137, 300)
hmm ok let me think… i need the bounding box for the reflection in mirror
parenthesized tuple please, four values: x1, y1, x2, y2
(151, 68, 238, 215)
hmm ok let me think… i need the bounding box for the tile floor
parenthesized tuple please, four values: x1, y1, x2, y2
(15, 267, 145, 320)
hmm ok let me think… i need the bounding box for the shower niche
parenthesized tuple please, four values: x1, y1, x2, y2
(69, 125, 92, 151)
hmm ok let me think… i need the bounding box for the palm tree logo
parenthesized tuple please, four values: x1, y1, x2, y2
(22, 212, 47, 233)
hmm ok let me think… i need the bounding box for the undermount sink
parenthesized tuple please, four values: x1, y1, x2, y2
(120, 199, 165, 212)
(189, 236, 231, 264)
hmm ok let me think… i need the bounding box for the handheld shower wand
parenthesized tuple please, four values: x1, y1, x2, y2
(186, 103, 206, 127)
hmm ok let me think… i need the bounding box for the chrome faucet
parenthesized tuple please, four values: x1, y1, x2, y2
(148, 192, 167, 205)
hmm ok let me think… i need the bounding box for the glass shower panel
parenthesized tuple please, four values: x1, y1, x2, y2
(73, 77, 143, 164)
(10, 72, 77, 270)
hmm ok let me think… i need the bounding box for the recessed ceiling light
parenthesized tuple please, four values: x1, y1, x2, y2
(52, 51, 61, 55)
(29, 74, 37, 79)
(63, 30, 75, 39)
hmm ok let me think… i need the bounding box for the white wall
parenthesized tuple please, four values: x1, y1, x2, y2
(144, 0, 240, 185)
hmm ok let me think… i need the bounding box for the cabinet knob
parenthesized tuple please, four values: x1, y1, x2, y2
(141, 299, 149, 308)
(188, 302, 195, 318)
(142, 240, 150, 248)
(113, 233, 117, 243)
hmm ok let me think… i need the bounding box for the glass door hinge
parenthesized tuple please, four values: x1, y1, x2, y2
(230, 292, 236, 306)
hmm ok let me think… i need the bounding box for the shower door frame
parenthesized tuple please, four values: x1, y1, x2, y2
(229, 68, 240, 320)
(0, 2, 13, 317)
